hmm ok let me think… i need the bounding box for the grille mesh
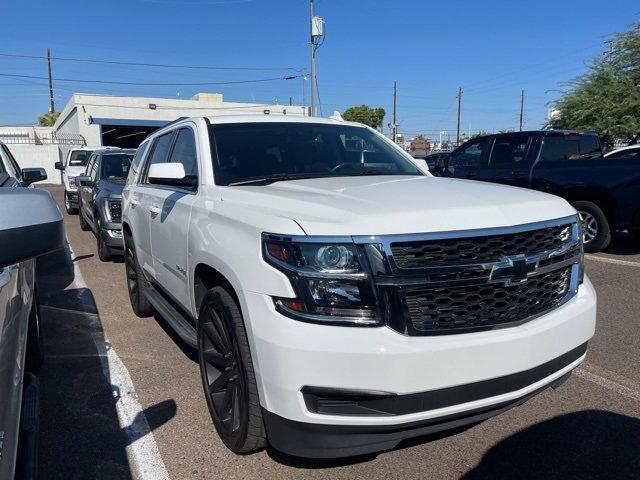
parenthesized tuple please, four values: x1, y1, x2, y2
(391, 224, 572, 269)
(404, 267, 572, 333)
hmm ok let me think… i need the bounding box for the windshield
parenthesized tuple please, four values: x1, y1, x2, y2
(68, 150, 93, 167)
(209, 122, 423, 186)
(101, 153, 133, 180)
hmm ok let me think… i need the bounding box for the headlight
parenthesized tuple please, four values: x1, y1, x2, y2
(68, 177, 76, 189)
(106, 199, 122, 222)
(263, 234, 381, 326)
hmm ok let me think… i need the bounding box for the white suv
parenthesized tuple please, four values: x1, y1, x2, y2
(122, 115, 596, 458)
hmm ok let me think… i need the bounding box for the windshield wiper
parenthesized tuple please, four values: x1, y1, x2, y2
(228, 173, 329, 186)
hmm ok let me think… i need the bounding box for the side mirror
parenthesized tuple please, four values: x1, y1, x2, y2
(0, 189, 64, 268)
(54, 161, 64, 171)
(21, 168, 47, 187)
(76, 175, 94, 187)
(148, 163, 196, 188)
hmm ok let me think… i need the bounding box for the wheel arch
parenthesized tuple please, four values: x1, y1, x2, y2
(562, 186, 615, 228)
(194, 263, 241, 317)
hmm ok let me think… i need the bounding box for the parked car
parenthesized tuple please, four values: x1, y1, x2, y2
(76, 147, 135, 261)
(604, 144, 640, 160)
(0, 149, 65, 480)
(430, 130, 640, 251)
(122, 116, 595, 459)
(54, 147, 96, 214)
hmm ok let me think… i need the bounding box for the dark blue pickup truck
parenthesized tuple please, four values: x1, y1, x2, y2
(429, 130, 640, 252)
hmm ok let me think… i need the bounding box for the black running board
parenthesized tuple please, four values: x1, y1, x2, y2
(16, 373, 39, 480)
(145, 284, 197, 347)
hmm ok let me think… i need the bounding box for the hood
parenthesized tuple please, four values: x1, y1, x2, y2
(65, 166, 87, 177)
(220, 175, 576, 236)
(98, 179, 125, 196)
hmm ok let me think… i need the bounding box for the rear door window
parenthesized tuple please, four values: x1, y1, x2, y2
(541, 136, 579, 162)
(488, 136, 530, 165)
(542, 135, 601, 161)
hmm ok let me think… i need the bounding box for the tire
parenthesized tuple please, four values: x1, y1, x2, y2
(25, 287, 44, 373)
(79, 208, 90, 231)
(573, 200, 612, 253)
(96, 219, 112, 262)
(124, 233, 155, 317)
(64, 191, 78, 214)
(198, 287, 267, 454)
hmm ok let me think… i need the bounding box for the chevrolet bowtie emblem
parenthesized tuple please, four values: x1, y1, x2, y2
(490, 256, 537, 285)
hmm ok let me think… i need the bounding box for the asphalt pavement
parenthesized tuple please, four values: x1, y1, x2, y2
(36, 185, 640, 480)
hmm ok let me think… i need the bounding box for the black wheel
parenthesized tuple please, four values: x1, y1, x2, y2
(573, 200, 612, 253)
(25, 286, 44, 373)
(79, 208, 90, 231)
(198, 287, 266, 454)
(64, 191, 78, 214)
(96, 219, 112, 262)
(124, 233, 155, 317)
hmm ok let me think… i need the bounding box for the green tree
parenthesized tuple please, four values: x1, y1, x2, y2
(37, 111, 60, 126)
(342, 105, 386, 129)
(549, 23, 640, 146)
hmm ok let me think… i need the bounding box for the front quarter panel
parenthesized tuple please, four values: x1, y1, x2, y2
(188, 186, 304, 317)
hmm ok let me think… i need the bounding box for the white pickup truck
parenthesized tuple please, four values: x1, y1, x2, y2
(54, 147, 96, 214)
(122, 115, 596, 458)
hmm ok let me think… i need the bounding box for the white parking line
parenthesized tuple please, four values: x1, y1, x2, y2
(574, 367, 640, 403)
(585, 254, 640, 268)
(69, 245, 171, 480)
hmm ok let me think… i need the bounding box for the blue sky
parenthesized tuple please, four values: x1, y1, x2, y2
(1, 0, 637, 140)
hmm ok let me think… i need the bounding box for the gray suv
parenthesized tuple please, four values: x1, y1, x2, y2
(76, 148, 135, 261)
(0, 144, 65, 480)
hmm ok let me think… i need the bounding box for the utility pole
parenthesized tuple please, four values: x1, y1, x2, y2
(309, 1, 324, 116)
(47, 48, 55, 114)
(519, 89, 525, 131)
(456, 86, 462, 145)
(392, 81, 398, 143)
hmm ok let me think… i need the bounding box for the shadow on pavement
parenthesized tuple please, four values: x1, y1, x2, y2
(36, 246, 176, 479)
(463, 410, 640, 479)
(603, 233, 640, 255)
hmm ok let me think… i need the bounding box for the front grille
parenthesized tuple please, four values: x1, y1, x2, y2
(391, 224, 572, 269)
(404, 267, 572, 333)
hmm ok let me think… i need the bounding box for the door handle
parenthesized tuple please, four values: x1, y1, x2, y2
(511, 170, 525, 177)
(149, 205, 161, 217)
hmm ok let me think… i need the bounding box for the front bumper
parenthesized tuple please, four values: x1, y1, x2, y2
(65, 190, 79, 207)
(241, 276, 596, 457)
(100, 225, 124, 251)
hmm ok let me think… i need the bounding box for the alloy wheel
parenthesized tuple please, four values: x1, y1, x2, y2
(578, 210, 598, 244)
(199, 306, 246, 438)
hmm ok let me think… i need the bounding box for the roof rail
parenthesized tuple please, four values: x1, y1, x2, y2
(161, 116, 189, 129)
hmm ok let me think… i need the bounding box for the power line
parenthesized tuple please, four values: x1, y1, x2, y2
(0, 72, 305, 87)
(0, 51, 304, 72)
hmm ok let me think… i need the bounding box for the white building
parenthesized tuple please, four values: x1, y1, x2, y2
(53, 92, 308, 148)
(0, 92, 307, 184)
